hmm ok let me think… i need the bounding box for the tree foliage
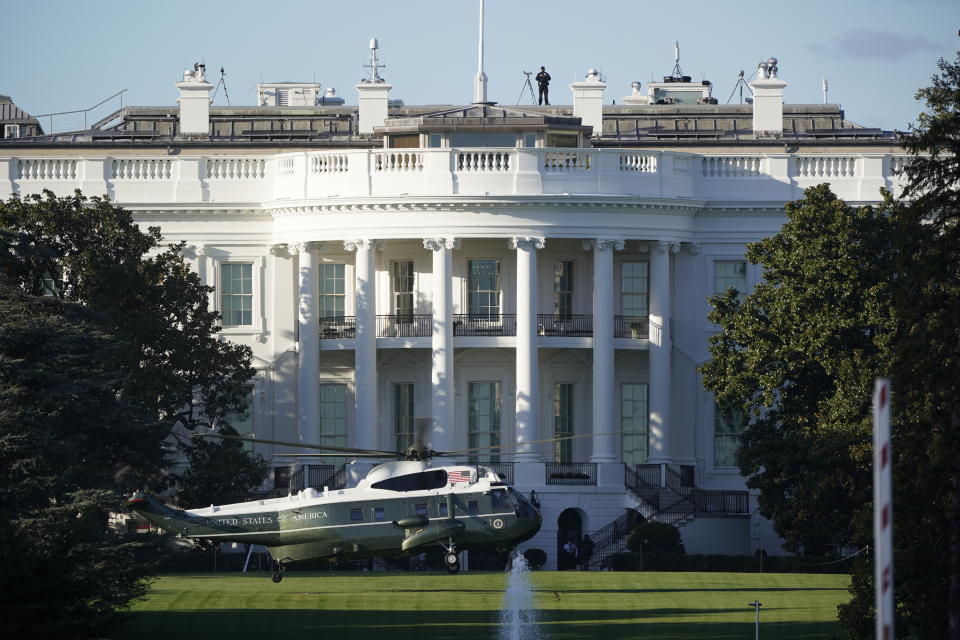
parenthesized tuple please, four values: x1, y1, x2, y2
(701, 51, 960, 639)
(0, 191, 264, 636)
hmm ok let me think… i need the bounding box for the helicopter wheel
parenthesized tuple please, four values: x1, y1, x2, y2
(271, 571, 283, 583)
(270, 558, 287, 583)
(444, 551, 460, 574)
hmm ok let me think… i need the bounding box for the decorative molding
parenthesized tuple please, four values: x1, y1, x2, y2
(583, 238, 625, 252)
(507, 237, 546, 251)
(343, 239, 384, 253)
(422, 237, 460, 251)
(686, 242, 701, 255)
(656, 240, 681, 254)
(269, 243, 290, 257)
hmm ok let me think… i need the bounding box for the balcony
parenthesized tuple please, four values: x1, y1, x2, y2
(545, 462, 598, 486)
(376, 314, 431, 338)
(537, 314, 593, 337)
(319, 316, 356, 339)
(614, 315, 649, 339)
(453, 314, 516, 337)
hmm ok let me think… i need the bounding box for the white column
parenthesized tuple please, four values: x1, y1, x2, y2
(424, 238, 459, 453)
(648, 240, 678, 463)
(346, 239, 381, 451)
(585, 238, 623, 463)
(293, 242, 320, 447)
(510, 237, 545, 461)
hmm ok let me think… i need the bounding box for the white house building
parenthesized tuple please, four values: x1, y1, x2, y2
(0, 49, 906, 569)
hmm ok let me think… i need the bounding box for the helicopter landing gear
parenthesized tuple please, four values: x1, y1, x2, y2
(442, 539, 460, 574)
(270, 558, 287, 583)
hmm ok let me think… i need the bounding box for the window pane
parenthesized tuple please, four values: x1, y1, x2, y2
(319, 384, 348, 455)
(394, 383, 415, 452)
(714, 261, 748, 301)
(554, 260, 574, 318)
(714, 404, 746, 466)
(220, 263, 253, 326)
(468, 382, 500, 463)
(320, 263, 346, 318)
(621, 262, 649, 316)
(621, 383, 649, 465)
(554, 383, 574, 463)
(468, 260, 500, 317)
(393, 261, 414, 317)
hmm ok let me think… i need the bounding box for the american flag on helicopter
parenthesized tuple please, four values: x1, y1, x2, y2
(447, 469, 470, 484)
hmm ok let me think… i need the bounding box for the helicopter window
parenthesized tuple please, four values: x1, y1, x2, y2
(507, 488, 524, 507)
(467, 500, 480, 515)
(374, 507, 385, 521)
(490, 489, 510, 510)
(438, 502, 448, 517)
(350, 508, 363, 522)
(371, 470, 448, 492)
(415, 504, 428, 517)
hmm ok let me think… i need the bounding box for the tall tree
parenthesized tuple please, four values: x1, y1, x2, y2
(700, 185, 898, 555)
(0, 191, 264, 635)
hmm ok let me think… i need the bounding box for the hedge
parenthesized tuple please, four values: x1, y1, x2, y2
(609, 551, 853, 574)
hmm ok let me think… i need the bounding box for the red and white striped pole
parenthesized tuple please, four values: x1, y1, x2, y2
(873, 378, 894, 640)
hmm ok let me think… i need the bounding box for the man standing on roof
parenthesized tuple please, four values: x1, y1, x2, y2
(536, 66, 551, 105)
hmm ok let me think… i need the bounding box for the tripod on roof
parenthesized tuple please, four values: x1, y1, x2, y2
(517, 71, 536, 105)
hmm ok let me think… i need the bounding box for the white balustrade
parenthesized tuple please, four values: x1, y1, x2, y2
(206, 157, 267, 180)
(795, 156, 858, 178)
(701, 156, 764, 178)
(17, 159, 78, 180)
(619, 153, 657, 173)
(889, 156, 911, 175)
(111, 159, 172, 180)
(310, 154, 349, 174)
(375, 152, 423, 172)
(276, 157, 295, 178)
(542, 151, 592, 172)
(456, 151, 511, 172)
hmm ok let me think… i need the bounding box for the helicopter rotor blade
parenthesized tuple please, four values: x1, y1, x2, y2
(435, 430, 646, 456)
(273, 452, 394, 458)
(193, 432, 402, 457)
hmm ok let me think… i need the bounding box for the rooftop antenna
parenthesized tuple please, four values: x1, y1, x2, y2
(726, 69, 754, 104)
(822, 76, 829, 104)
(212, 67, 231, 106)
(363, 38, 385, 83)
(670, 40, 684, 79)
(474, 0, 489, 103)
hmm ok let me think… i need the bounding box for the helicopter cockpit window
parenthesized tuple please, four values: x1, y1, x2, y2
(507, 488, 524, 507)
(371, 469, 448, 492)
(490, 489, 511, 510)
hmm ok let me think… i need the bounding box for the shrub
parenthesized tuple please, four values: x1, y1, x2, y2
(626, 522, 685, 554)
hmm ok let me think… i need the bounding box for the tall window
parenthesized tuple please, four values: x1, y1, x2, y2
(394, 383, 415, 452)
(392, 261, 415, 319)
(554, 383, 574, 463)
(468, 382, 500, 463)
(714, 404, 746, 467)
(319, 384, 348, 451)
(554, 260, 574, 319)
(714, 261, 748, 302)
(621, 383, 649, 465)
(468, 259, 500, 318)
(224, 393, 254, 452)
(319, 263, 346, 318)
(220, 263, 253, 326)
(620, 261, 649, 317)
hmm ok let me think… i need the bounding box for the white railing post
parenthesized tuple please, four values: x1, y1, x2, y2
(174, 156, 204, 202)
(0, 157, 16, 197)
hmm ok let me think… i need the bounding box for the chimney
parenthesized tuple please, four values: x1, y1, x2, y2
(356, 38, 392, 135)
(175, 63, 213, 138)
(571, 69, 606, 137)
(749, 57, 787, 138)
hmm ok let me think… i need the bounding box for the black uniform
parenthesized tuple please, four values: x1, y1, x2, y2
(536, 68, 551, 105)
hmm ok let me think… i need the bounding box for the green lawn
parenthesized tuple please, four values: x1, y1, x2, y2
(110, 571, 849, 640)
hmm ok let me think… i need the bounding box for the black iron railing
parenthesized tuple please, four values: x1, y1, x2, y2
(477, 462, 514, 485)
(537, 314, 593, 337)
(376, 314, 431, 337)
(545, 462, 598, 486)
(592, 507, 645, 568)
(692, 490, 750, 515)
(453, 314, 517, 336)
(615, 315, 649, 339)
(319, 316, 356, 339)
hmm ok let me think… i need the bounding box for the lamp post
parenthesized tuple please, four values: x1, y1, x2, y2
(748, 601, 762, 640)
